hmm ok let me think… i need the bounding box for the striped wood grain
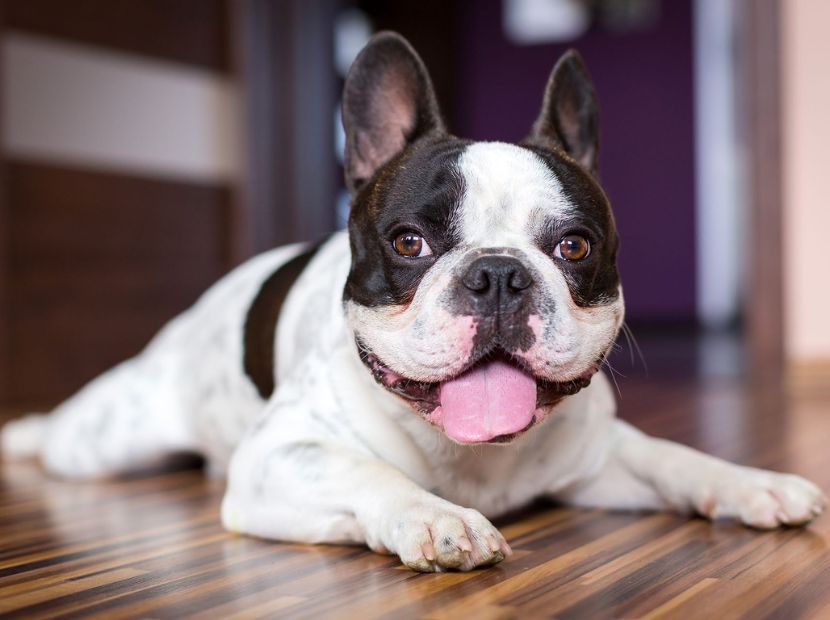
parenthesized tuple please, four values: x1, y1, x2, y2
(1, 377, 829, 619)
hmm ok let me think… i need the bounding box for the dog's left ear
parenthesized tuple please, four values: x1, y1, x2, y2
(524, 50, 599, 174)
(342, 31, 445, 192)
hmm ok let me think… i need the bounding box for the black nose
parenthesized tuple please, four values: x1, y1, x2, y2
(461, 256, 533, 314)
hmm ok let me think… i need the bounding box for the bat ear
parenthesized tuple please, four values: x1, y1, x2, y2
(524, 49, 600, 174)
(342, 31, 445, 192)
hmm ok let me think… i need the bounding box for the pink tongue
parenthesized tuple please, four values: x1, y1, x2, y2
(439, 359, 537, 443)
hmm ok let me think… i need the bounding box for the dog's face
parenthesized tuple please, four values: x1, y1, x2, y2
(341, 33, 623, 444)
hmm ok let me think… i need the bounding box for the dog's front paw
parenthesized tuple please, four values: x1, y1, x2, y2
(379, 501, 511, 572)
(700, 468, 827, 529)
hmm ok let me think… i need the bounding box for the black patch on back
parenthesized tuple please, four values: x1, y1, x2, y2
(243, 242, 324, 399)
(344, 135, 470, 308)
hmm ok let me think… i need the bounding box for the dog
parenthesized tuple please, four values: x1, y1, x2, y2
(2, 32, 825, 572)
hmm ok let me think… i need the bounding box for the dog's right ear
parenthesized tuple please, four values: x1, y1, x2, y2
(342, 32, 445, 193)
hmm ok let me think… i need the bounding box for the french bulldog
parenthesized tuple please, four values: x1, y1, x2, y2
(2, 32, 825, 572)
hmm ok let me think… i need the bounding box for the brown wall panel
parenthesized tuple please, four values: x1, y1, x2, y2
(5, 161, 232, 408)
(0, 3, 9, 404)
(5, 0, 229, 71)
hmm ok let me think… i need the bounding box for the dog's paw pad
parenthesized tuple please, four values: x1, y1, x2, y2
(387, 504, 510, 572)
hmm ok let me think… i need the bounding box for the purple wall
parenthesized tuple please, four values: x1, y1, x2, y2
(455, 0, 696, 322)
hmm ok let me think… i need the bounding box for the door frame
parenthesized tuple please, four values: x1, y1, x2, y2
(0, 4, 9, 404)
(737, 0, 785, 384)
(229, 0, 339, 262)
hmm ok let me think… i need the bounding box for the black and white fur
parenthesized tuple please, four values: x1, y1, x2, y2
(3, 33, 825, 572)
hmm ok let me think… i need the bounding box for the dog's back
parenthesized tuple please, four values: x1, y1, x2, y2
(1, 239, 328, 474)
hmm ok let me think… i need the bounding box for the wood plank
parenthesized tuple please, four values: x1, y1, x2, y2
(1, 373, 829, 617)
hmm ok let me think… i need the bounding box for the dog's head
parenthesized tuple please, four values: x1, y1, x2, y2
(342, 32, 623, 444)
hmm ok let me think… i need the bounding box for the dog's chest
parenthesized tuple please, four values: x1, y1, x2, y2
(388, 382, 615, 518)
(430, 449, 561, 516)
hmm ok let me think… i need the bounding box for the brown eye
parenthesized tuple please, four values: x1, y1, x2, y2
(393, 232, 433, 258)
(555, 235, 590, 261)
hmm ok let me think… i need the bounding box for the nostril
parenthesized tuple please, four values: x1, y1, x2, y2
(508, 269, 532, 292)
(463, 269, 490, 293)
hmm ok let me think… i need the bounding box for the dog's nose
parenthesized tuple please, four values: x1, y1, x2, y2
(461, 256, 533, 313)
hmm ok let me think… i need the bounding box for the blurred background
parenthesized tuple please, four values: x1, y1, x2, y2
(0, 0, 827, 410)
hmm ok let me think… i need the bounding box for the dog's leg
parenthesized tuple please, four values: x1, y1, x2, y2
(222, 433, 511, 572)
(2, 355, 196, 478)
(556, 420, 827, 528)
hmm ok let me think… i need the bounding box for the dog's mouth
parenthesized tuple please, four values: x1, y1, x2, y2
(358, 343, 599, 445)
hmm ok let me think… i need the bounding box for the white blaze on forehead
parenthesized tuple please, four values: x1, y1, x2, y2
(455, 142, 573, 246)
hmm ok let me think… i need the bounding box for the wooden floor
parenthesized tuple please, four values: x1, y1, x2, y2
(2, 371, 830, 617)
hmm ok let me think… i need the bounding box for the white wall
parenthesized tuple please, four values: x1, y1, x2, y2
(693, 0, 744, 329)
(782, 0, 830, 365)
(2, 32, 240, 183)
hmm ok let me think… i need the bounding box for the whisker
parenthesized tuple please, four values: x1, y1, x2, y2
(601, 357, 624, 398)
(621, 322, 648, 376)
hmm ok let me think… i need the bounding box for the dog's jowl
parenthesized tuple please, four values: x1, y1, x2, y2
(2, 32, 825, 572)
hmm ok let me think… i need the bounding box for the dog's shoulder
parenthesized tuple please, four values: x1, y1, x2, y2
(270, 233, 351, 379)
(242, 233, 347, 398)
